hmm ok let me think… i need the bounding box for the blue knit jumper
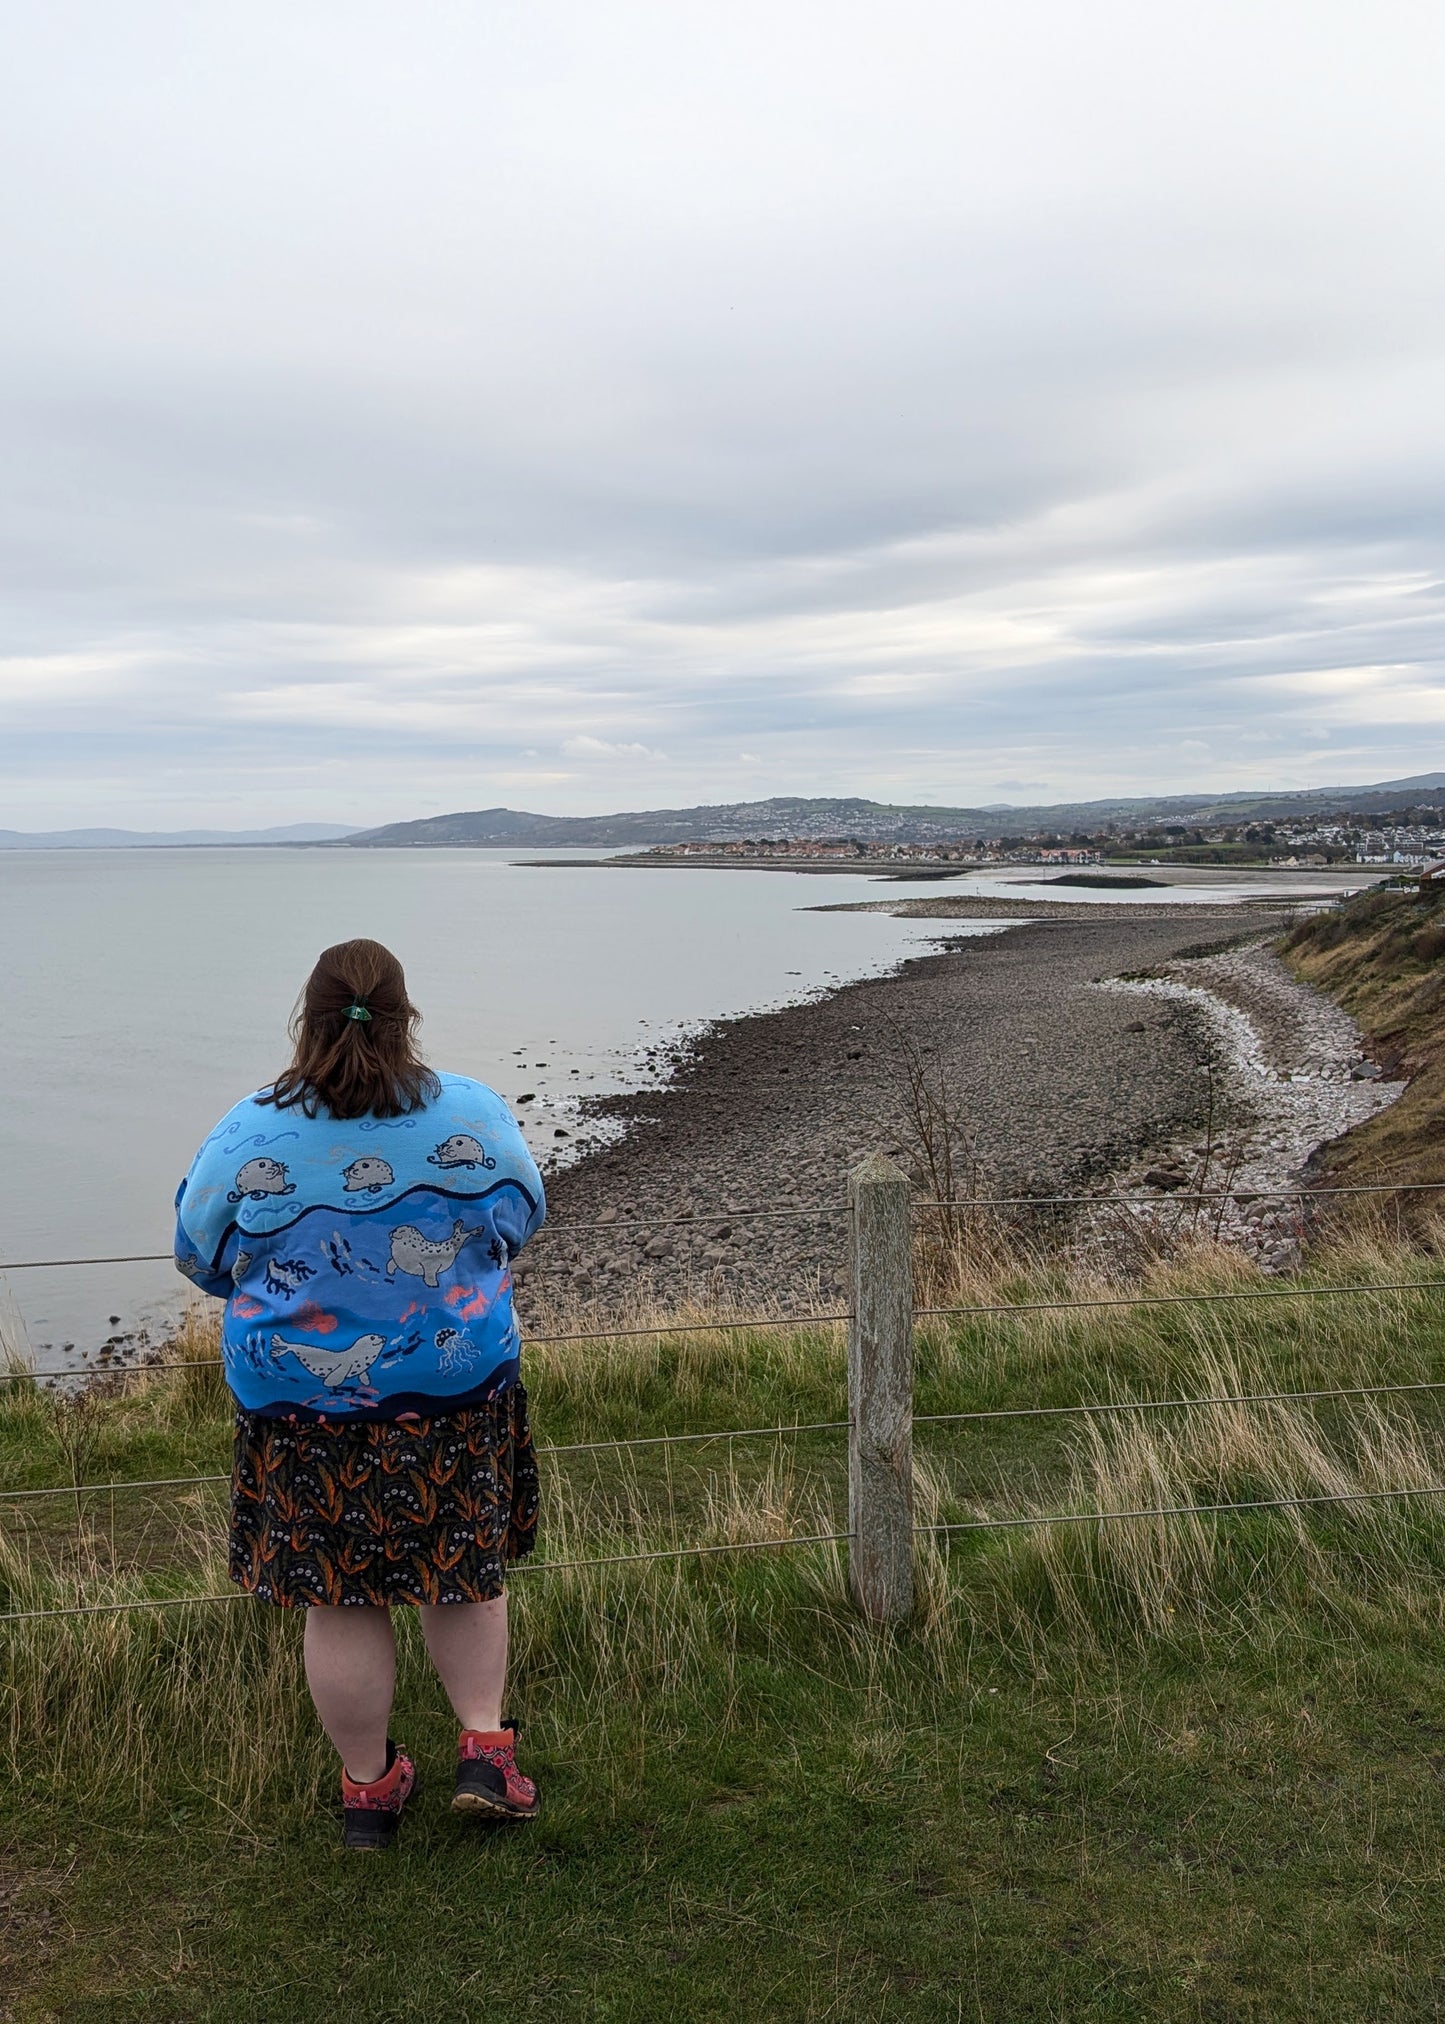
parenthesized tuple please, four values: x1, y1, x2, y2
(173, 1074, 545, 1420)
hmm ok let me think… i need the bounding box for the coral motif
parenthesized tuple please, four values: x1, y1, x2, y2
(444, 1283, 492, 1323)
(263, 1256, 317, 1299)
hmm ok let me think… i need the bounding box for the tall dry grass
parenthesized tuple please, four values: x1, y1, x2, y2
(0, 1450, 853, 1817)
(6, 1238, 1445, 1815)
(962, 1343, 1445, 1670)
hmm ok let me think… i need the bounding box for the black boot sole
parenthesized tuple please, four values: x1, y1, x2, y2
(451, 1786, 539, 1821)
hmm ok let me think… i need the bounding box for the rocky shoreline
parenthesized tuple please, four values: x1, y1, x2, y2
(1088, 939, 1400, 1270)
(515, 897, 1391, 1317)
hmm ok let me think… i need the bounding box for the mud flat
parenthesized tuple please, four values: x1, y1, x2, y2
(517, 900, 1354, 1314)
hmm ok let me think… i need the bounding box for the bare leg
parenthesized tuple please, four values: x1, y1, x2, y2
(418, 1594, 509, 1732)
(303, 1605, 396, 1783)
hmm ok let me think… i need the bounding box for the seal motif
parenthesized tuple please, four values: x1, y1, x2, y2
(427, 1134, 496, 1172)
(270, 1331, 386, 1389)
(387, 1220, 479, 1288)
(341, 1155, 395, 1195)
(227, 1157, 297, 1204)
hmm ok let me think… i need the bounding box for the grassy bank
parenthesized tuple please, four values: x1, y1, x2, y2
(1283, 878, 1445, 1201)
(7, 1240, 1445, 2019)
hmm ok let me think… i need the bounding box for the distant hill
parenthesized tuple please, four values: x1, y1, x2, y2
(346, 776, 1445, 849)
(0, 823, 361, 849)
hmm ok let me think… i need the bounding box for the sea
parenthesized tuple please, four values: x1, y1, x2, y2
(0, 847, 1369, 1370)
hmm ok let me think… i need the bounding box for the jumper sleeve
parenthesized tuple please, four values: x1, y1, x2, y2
(173, 1177, 242, 1300)
(484, 1097, 547, 1252)
(171, 1105, 254, 1298)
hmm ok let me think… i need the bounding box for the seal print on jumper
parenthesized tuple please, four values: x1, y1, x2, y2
(387, 1220, 481, 1288)
(227, 1157, 297, 1204)
(270, 1331, 388, 1389)
(176, 1073, 544, 1418)
(428, 1134, 496, 1172)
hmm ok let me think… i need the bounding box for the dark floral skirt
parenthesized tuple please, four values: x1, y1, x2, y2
(229, 1385, 540, 1607)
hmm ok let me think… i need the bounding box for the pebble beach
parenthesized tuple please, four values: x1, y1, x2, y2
(518, 893, 1399, 1315)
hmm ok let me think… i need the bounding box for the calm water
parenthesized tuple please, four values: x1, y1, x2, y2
(0, 848, 1000, 1364)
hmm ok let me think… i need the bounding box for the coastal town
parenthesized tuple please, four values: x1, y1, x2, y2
(642, 807, 1445, 869)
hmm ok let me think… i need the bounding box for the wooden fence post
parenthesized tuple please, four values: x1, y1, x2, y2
(848, 1152, 914, 1624)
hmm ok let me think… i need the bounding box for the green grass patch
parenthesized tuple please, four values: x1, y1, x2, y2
(7, 1244, 1445, 2018)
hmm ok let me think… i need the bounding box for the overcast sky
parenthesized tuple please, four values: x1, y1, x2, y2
(3, 1, 1444, 827)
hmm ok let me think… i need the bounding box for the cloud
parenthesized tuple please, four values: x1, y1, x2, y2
(561, 736, 669, 762)
(0, 0, 1443, 824)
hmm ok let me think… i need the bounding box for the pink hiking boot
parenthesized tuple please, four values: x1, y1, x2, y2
(452, 1721, 540, 1821)
(341, 1739, 418, 1851)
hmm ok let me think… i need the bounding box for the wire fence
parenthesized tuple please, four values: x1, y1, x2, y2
(7, 1175, 1445, 1626)
(16, 1362, 1445, 1511)
(0, 1529, 857, 1623)
(2, 1176, 1444, 1275)
(5, 1271, 1442, 1390)
(14, 1475, 1445, 1625)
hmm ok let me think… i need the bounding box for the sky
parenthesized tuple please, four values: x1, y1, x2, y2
(3, 0, 1445, 829)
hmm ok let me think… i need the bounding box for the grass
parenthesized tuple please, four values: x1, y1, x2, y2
(1282, 878, 1445, 1206)
(8, 1239, 1445, 2018)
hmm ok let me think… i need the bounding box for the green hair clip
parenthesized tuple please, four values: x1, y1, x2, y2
(344, 1002, 372, 1022)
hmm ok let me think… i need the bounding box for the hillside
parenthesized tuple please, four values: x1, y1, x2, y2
(345, 774, 1445, 848)
(1281, 878, 1445, 1194)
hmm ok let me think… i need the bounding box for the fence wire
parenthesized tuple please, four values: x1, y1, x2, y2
(3, 1178, 1444, 1275)
(924, 1479, 1445, 1539)
(13, 1475, 1445, 1624)
(915, 1277, 1445, 1323)
(0, 1418, 853, 1504)
(914, 1376, 1445, 1430)
(0, 1307, 852, 1386)
(0, 1528, 854, 1623)
(5, 1273, 1443, 1390)
(0, 1205, 850, 1272)
(913, 1182, 1445, 1209)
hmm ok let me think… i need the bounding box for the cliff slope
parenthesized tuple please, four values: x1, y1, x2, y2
(1282, 880, 1445, 1191)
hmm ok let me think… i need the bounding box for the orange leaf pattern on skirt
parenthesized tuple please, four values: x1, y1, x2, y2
(227, 1387, 539, 1608)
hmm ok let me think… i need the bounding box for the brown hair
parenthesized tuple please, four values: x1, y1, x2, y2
(260, 938, 441, 1120)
